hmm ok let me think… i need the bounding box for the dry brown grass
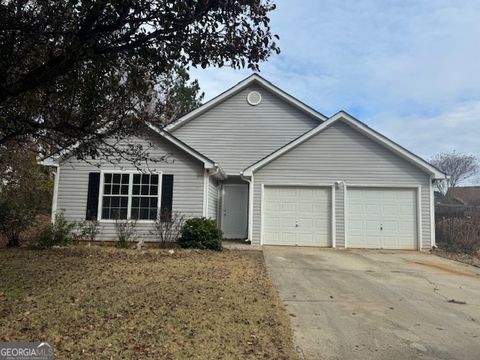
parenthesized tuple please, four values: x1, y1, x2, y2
(0, 247, 298, 359)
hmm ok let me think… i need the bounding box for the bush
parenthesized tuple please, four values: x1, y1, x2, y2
(34, 211, 76, 249)
(436, 216, 480, 254)
(115, 219, 137, 248)
(77, 220, 101, 241)
(151, 210, 186, 247)
(178, 217, 223, 251)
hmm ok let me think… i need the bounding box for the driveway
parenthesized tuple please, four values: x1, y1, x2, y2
(263, 247, 480, 360)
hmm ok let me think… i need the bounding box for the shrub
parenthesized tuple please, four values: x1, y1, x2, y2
(436, 216, 480, 254)
(151, 210, 186, 247)
(178, 217, 223, 251)
(77, 220, 101, 241)
(0, 144, 53, 247)
(115, 219, 137, 248)
(34, 211, 76, 249)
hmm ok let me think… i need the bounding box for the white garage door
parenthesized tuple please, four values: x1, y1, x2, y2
(347, 188, 417, 249)
(263, 186, 331, 246)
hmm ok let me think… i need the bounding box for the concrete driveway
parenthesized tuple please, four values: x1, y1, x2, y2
(263, 247, 480, 360)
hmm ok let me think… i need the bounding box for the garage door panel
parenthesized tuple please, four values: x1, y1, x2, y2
(263, 186, 331, 247)
(347, 188, 417, 250)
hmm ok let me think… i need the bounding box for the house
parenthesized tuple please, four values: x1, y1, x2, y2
(445, 186, 480, 206)
(48, 74, 446, 249)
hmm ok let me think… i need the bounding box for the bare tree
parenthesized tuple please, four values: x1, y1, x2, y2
(151, 211, 186, 248)
(430, 151, 479, 195)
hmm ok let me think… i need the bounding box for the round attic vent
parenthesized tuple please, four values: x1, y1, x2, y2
(247, 91, 262, 106)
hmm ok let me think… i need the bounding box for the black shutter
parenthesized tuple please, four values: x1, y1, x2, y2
(86, 172, 101, 220)
(160, 174, 174, 222)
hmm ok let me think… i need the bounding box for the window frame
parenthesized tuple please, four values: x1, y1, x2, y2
(97, 170, 163, 223)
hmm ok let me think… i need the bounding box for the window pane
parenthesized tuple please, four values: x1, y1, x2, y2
(141, 185, 149, 195)
(110, 208, 119, 219)
(131, 208, 139, 220)
(111, 197, 119, 207)
(141, 174, 150, 184)
(132, 185, 140, 195)
(121, 174, 129, 184)
(140, 197, 149, 207)
(140, 208, 149, 219)
(133, 174, 141, 184)
(149, 208, 157, 220)
(112, 184, 120, 194)
(113, 174, 121, 183)
(120, 208, 128, 219)
(121, 197, 128, 207)
(132, 197, 139, 207)
(102, 207, 109, 219)
(104, 173, 112, 183)
(150, 185, 158, 196)
(121, 185, 129, 195)
(150, 197, 158, 208)
(104, 184, 111, 194)
(151, 175, 158, 185)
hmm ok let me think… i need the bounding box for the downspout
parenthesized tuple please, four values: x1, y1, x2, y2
(51, 164, 60, 224)
(240, 171, 253, 243)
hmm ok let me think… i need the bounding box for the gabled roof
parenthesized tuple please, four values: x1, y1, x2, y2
(242, 111, 447, 179)
(42, 123, 227, 180)
(446, 186, 480, 206)
(165, 73, 328, 131)
(146, 123, 227, 179)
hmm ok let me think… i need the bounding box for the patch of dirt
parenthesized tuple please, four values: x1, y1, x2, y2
(0, 246, 298, 359)
(411, 260, 478, 277)
(432, 249, 480, 269)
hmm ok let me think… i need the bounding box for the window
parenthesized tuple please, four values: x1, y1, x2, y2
(131, 174, 159, 220)
(100, 172, 160, 221)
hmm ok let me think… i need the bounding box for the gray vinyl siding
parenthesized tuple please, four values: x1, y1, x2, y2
(171, 84, 319, 175)
(208, 177, 219, 220)
(252, 120, 433, 249)
(56, 131, 205, 241)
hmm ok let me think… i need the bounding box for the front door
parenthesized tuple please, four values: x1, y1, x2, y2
(222, 184, 248, 239)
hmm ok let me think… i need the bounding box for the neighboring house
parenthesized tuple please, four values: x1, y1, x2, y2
(445, 186, 480, 206)
(46, 74, 446, 250)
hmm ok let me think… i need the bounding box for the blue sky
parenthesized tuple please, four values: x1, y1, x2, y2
(190, 0, 480, 161)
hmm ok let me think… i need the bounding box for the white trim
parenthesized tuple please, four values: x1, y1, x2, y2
(243, 111, 446, 179)
(344, 184, 348, 248)
(145, 123, 220, 170)
(202, 170, 209, 217)
(97, 170, 162, 223)
(165, 74, 327, 132)
(345, 185, 421, 250)
(331, 184, 336, 248)
(417, 186, 423, 251)
(260, 183, 265, 245)
(430, 178, 436, 248)
(51, 165, 60, 223)
(216, 184, 221, 222)
(247, 177, 254, 242)
(345, 183, 420, 188)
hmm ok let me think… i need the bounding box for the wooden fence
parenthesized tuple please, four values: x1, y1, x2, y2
(435, 204, 480, 219)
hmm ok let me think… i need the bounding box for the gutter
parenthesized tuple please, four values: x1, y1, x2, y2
(240, 171, 253, 243)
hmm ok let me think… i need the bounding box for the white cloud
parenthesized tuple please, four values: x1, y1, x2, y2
(370, 100, 480, 160)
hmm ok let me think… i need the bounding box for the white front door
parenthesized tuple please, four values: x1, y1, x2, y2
(263, 186, 331, 246)
(222, 184, 248, 239)
(347, 187, 417, 249)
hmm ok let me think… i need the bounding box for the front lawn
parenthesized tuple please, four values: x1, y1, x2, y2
(0, 247, 297, 359)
